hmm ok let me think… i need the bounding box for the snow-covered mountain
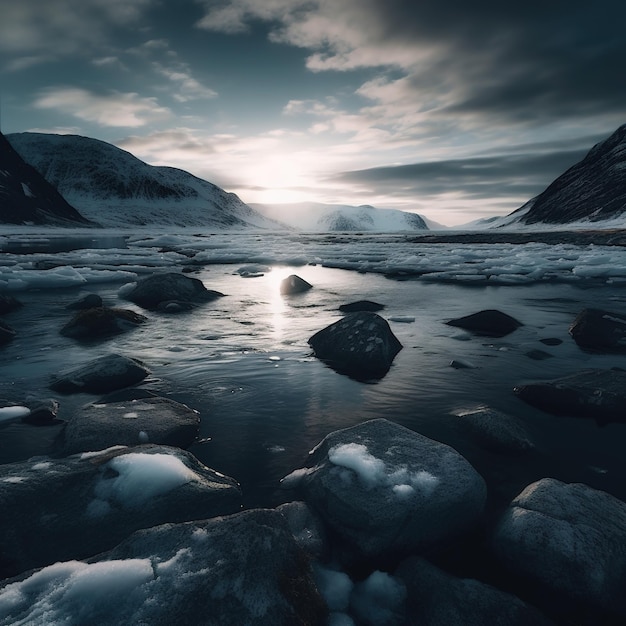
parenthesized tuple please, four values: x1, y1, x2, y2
(7, 133, 285, 230)
(500, 124, 626, 228)
(251, 202, 430, 232)
(0, 132, 93, 226)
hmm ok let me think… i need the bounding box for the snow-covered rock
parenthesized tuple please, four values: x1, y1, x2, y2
(57, 392, 200, 455)
(308, 312, 402, 380)
(50, 354, 150, 395)
(0, 444, 241, 578)
(569, 307, 626, 353)
(286, 418, 486, 562)
(493, 478, 626, 618)
(7, 132, 283, 229)
(445, 309, 523, 338)
(0, 509, 325, 625)
(60, 306, 147, 340)
(121, 271, 224, 310)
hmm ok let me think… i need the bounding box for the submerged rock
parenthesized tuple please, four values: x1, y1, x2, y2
(0, 444, 242, 579)
(60, 307, 147, 340)
(446, 309, 523, 338)
(338, 300, 385, 313)
(280, 274, 312, 295)
(287, 418, 486, 563)
(58, 394, 200, 455)
(514, 368, 626, 423)
(123, 272, 224, 310)
(308, 312, 402, 380)
(493, 478, 626, 619)
(569, 307, 626, 353)
(50, 353, 150, 395)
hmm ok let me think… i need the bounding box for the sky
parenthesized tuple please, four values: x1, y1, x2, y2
(1, 0, 625, 226)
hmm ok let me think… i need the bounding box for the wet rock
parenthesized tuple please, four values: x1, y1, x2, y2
(514, 369, 626, 423)
(493, 478, 626, 619)
(66, 293, 103, 310)
(155, 300, 196, 313)
(339, 300, 385, 313)
(455, 407, 535, 454)
(287, 418, 486, 563)
(569, 308, 626, 353)
(280, 274, 312, 295)
(123, 272, 224, 310)
(395, 556, 553, 626)
(57, 394, 200, 455)
(525, 349, 553, 360)
(276, 501, 328, 559)
(308, 312, 402, 380)
(539, 337, 562, 346)
(0, 320, 16, 345)
(0, 295, 22, 315)
(0, 444, 242, 579)
(22, 398, 60, 425)
(50, 354, 150, 395)
(449, 358, 476, 369)
(60, 307, 147, 340)
(446, 310, 523, 338)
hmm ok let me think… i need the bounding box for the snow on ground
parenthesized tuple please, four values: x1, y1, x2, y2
(2, 229, 626, 291)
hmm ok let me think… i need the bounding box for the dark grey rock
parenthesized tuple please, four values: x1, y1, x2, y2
(123, 272, 224, 310)
(280, 274, 312, 295)
(525, 349, 553, 361)
(514, 369, 626, 423)
(276, 501, 328, 559)
(539, 337, 562, 346)
(493, 478, 626, 618)
(58, 394, 200, 455)
(155, 300, 196, 313)
(290, 418, 486, 562)
(0, 295, 22, 315)
(308, 312, 402, 380)
(446, 310, 522, 338)
(0, 444, 242, 579)
(22, 398, 60, 425)
(66, 293, 103, 310)
(0, 320, 16, 345)
(339, 300, 385, 313)
(50, 354, 150, 395)
(60, 307, 147, 340)
(395, 556, 553, 626)
(569, 308, 626, 353)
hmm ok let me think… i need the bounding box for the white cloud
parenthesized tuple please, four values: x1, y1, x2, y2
(152, 63, 218, 102)
(34, 88, 171, 128)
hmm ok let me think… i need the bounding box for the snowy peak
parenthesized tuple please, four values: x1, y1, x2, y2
(7, 133, 284, 229)
(0, 132, 92, 226)
(510, 124, 626, 226)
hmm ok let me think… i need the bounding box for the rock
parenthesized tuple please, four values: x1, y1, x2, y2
(569, 308, 626, 353)
(338, 300, 385, 313)
(276, 501, 328, 559)
(123, 272, 224, 310)
(0, 444, 242, 578)
(60, 307, 147, 340)
(280, 274, 312, 295)
(155, 300, 196, 313)
(395, 556, 553, 626)
(22, 398, 60, 425)
(0, 320, 16, 345)
(65, 293, 103, 310)
(57, 394, 200, 455)
(308, 312, 403, 380)
(446, 310, 523, 338)
(525, 349, 553, 360)
(50, 354, 150, 395)
(289, 418, 486, 562)
(0, 295, 22, 315)
(449, 359, 476, 369)
(514, 369, 626, 423)
(539, 337, 562, 346)
(455, 407, 535, 454)
(493, 478, 626, 618)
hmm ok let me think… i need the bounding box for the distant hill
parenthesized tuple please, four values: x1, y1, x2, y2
(252, 202, 430, 232)
(0, 132, 92, 226)
(7, 133, 284, 229)
(504, 124, 626, 227)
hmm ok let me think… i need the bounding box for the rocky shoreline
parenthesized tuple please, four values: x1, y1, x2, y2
(1, 272, 626, 625)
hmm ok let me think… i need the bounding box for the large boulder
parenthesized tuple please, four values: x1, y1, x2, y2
(279, 274, 312, 295)
(49, 353, 150, 395)
(446, 309, 522, 338)
(57, 393, 200, 455)
(286, 418, 486, 562)
(308, 312, 402, 380)
(514, 369, 626, 423)
(123, 272, 224, 310)
(493, 478, 626, 619)
(569, 308, 626, 352)
(395, 556, 553, 626)
(0, 509, 326, 626)
(60, 306, 147, 340)
(0, 444, 242, 579)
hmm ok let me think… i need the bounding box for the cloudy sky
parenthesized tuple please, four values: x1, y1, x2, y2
(1, 0, 624, 225)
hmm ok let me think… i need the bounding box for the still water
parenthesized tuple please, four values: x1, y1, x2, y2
(1, 258, 626, 511)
